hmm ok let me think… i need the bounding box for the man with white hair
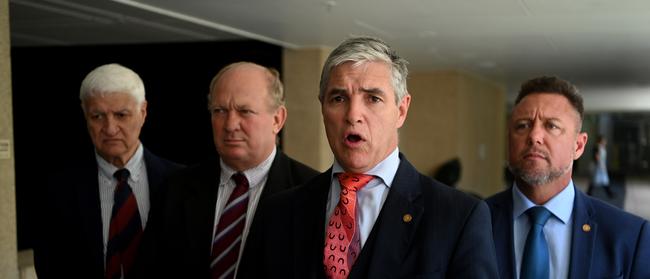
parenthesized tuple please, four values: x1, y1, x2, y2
(34, 63, 182, 279)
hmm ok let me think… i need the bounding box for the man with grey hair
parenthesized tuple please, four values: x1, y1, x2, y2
(239, 37, 498, 278)
(149, 62, 317, 279)
(34, 63, 182, 279)
(486, 76, 650, 278)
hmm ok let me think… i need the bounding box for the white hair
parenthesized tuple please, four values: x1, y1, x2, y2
(80, 63, 145, 105)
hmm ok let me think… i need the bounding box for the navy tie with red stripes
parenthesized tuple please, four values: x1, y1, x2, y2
(105, 168, 143, 279)
(210, 172, 250, 279)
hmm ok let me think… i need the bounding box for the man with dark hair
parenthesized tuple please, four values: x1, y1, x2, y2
(486, 76, 650, 278)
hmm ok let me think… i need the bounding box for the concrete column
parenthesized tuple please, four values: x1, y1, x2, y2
(0, 0, 19, 278)
(402, 70, 506, 197)
(282, 48, 333, 172)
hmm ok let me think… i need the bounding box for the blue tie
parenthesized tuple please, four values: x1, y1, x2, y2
(521, 206, 552, 279)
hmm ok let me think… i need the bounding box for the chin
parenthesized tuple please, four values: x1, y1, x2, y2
(341, 160, 370, 173)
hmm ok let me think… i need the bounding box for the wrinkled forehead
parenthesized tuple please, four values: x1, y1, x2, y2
(513, 93, 578, 116)
(83, 92, 140, 109)
(510, 93, 583, 132)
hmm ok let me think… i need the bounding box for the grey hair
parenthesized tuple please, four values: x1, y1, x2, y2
(319, 36, 409, 104)
(208, 62, 285, 110)
(80, 63, 145, 105)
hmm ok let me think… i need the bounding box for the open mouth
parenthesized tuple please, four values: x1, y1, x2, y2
(346, 134, 362, 143)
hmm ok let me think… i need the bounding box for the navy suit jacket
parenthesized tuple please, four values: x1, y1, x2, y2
(238, 154, 499, 279)
(148, 150, 318, 279)
(486, 186, 650, 279)
(33, 148, 182, 279)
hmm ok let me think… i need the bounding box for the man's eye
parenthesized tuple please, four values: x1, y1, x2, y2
(211, 108, 226, 114)
(514, 123, 530, 130)
(240, 109, 254, 115)
(331, 95, 345, 103)
(369, 95, 382, 103)
(547, 123, 563, 135)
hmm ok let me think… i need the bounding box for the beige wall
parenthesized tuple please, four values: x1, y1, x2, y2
(402, 70, 506, 197)
(282, 48, 333, 172)
(0, 0, 19, 278)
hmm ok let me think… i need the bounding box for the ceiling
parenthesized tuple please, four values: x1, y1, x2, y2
(9, 0, 650, 92)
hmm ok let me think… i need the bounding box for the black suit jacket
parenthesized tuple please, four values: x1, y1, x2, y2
(486, 186, 650, 279)
(33, 148, 182, 279)
(238, 154, 499, 279)
(149, 150, 318, 279)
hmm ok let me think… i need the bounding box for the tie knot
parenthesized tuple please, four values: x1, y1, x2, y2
(232, 172, 249, 188)
(113, 168, 130, 183)
(526, 206, 551, 226)
(336, 173, 374, 191)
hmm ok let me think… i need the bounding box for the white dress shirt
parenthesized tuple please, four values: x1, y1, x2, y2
(211, 147, 276, 275)
(512, 180, 575, 279)
(97, 143, 149, 264)
(326, 148, 400, 247)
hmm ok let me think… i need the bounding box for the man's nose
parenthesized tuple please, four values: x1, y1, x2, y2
(527, 122, 544, 146)
(224, 111, 240, 131)
(345, 97, 365, 125)
(103, 116, 119, 135)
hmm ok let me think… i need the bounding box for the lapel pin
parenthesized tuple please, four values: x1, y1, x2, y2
(582, 224, 591, 232)
(403, 214, 413, 223)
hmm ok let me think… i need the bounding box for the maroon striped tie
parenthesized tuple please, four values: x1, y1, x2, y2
(210, 172, 249, 279)
(105, 168, 143, 279)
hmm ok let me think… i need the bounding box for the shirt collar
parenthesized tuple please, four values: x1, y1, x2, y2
(95, 143, 144, 182)
(512, 179, 575, 224)
(219, 146, 277, 189)
(331, 147, 400, 188)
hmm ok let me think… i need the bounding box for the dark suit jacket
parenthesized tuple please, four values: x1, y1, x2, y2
(33, 148, 182, 279)
(149, 150, 318, 279)
(238, 154, 499, 279)
(486, 186, 650, 279)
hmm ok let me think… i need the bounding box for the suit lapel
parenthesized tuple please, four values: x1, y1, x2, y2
(142, 148, 163, 208)
(184, 160, 221, 265)
(293, 170, 332, 278)
(488, 190, 517, 279)
(352, 156, 424, 279)
(262, 150, 292, 200)
(568, 189, 596, 279)
(75, 160, 106, 276)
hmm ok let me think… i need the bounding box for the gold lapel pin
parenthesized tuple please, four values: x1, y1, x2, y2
(582, 224, 591, 232)
(403, 214, 413, 223)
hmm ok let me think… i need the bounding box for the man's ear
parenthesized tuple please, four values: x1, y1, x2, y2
(573, 132, 588, 160)
(272, 105, 287, 134)
(140, 100, 148, 120)
(396, 94, 411, 129)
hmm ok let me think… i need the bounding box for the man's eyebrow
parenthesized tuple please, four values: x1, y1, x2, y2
(360, 87, 384, 94)
(326, 88, 347, 96)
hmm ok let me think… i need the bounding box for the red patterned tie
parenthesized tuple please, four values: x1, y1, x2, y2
(323, 173, 374, 279)
(105, 169, 143, 279)
(210, 173, 249, 279)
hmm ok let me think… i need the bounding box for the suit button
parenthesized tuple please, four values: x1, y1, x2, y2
(403, 214, 413, 223)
